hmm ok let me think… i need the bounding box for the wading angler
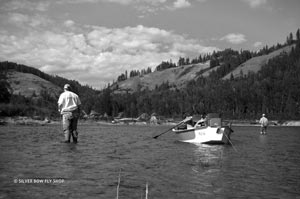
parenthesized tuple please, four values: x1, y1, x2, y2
(58, 84, 81, 143)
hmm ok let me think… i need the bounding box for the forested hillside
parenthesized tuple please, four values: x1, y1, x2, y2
(1, 29, 299, 120)
(0, 63, 99, 118)
(107, 29, 300, 120)
(113, 31, 296, 93)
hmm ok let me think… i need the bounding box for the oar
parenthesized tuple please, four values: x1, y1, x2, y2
(153, 117, 192, 139)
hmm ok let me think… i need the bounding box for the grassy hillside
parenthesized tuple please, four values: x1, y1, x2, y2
(223, 44, 295, 80)
(107, 37, 300, 119)
(7, 71, 61, 98)
(0, 62, 99, 118)
(114, 62, 210, 92)
(113, 44, 296, 93)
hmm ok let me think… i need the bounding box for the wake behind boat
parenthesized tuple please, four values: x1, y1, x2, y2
(172, 113, 233, 144)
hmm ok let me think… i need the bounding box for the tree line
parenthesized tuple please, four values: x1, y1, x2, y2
(104, 29, 300, 120)
(117, 67, 152, 82)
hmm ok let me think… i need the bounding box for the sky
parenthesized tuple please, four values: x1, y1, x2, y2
(0, 0, 299, 89)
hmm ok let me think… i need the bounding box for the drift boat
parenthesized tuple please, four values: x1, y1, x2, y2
(172, 113, 233, 144)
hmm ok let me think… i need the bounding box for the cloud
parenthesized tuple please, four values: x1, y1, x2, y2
(173, 0, 191, 9)
(0, 24, 218, 88)
(220, 33, 247, 44)
(0, 0, 195, 16)
(1, 0, 50, 11)
(6, 13, 52, 28)
(64, 20, 75, 27)
(253, 41, 263, 48)
(60, 0, 167, 5)
(241, 0, 268, 8)
(0, 0, 216, 88)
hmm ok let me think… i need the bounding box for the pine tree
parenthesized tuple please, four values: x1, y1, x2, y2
(296, 28, 300, 41)
(287, 32, 293, 45)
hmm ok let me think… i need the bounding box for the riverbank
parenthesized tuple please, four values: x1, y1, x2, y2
(0, 116, 54, 126)
(230, 120, 300, 126)
(1, 116, 300, 126)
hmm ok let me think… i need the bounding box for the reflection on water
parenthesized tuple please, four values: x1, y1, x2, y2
(188, 144, 226, 198)
(0, 124, 300, 199)
(192, 144, 224, 169)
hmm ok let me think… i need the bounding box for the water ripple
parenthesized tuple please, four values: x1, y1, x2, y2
(0, 124, 300, 198)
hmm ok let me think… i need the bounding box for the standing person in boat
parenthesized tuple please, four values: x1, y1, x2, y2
(259, 114, 268, 135)
(58, 84, 81, 143)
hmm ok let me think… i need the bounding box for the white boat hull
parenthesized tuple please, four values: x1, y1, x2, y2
(173, 126, 232, 144)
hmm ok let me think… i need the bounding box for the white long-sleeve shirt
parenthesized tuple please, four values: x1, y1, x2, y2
(259, 116, 268, 127)
(58, 91, 81, 114)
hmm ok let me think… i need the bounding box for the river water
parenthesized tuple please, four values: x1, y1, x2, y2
(0, 123, 300, 199)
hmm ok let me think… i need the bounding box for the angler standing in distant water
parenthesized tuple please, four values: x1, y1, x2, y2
(259, 114, 268, 135)
(58, 84, 81, 143)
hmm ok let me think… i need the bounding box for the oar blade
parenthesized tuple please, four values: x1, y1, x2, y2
(153, 135, 159, 139)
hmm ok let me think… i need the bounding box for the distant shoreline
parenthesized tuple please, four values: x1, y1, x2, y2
(1, 117, 300, 127)
(229, 120, 300, 127)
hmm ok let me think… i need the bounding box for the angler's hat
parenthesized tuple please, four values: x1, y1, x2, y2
(64, 84, 71, 90)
